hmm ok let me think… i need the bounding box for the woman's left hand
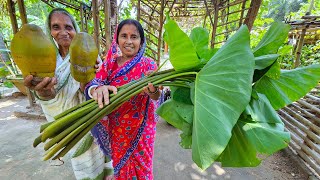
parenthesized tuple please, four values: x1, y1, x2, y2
(143, 83, 162, 100)
(94, 58, 102, 72)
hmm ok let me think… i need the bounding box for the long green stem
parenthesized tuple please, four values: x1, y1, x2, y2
(159, 83, 190, 88)
(43, 105, 99, 151)
(51, 111, 107, 160)
(43, 105, 108, 160)
(33, 135, 42, 148)
(47, 98, 120, 160)
(40, 121, 54, 133)
(41, 102, 96, 142)
(39, 69, 198, 160)
(54, 99, 95, 120)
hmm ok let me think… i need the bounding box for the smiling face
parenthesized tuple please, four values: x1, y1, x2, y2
(50, 12, 76, 51)
(117, 24, 141, 61)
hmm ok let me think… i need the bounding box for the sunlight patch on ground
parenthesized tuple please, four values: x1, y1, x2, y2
(0, 100, 16, 109)
(213, 164, 226, 176)
(5, 155, 13, 163)
(0, 115, 17, 121)
(174, 162, 187, 172)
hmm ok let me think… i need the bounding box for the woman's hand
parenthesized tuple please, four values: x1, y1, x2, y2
(24, 75, 57, 100)
(91, 85, 117, 108)
(143, 83, 163, 100)
(94, 58, 102, 72)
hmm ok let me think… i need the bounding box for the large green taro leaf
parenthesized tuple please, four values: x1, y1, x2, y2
(265, 60, 281, 79)
(192, 25, 255, 169)
(156, 98, 194, 149)
(253, 60, 281, 83)
(189, 27, 216, 62)
(254, 54, 279, 70)
(171, 86, 193, 105)
(254, 64, 320, 110)
(218, 93, 290, 167)
(164, 18, 201, 71)
(156, 99, 194, 129)
(180, 121, 193, 149)
(217, 121, 261, 167)
(253, 21, 291, 56)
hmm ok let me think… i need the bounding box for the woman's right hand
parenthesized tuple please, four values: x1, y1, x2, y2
(24, 75, 57, 99)
(91, 85, 117, 108)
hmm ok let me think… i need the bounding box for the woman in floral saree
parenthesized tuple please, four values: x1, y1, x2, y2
(85, 19, 161, 180)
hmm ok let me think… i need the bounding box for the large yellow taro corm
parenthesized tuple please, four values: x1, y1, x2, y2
(70, 32, 98, 83)
(11, 24, 56, 80)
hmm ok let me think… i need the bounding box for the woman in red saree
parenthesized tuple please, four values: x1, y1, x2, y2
(85, 19, 161, 180)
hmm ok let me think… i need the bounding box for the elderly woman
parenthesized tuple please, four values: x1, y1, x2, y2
(24, 8, 85, 121)
(86, 19, 161, 180)
(23, 8, 111, 180)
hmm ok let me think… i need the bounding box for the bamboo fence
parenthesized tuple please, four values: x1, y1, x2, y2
(278, 84, 320, 178)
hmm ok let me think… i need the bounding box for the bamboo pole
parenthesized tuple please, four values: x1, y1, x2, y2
(238, 0, 247, 27)
(156, 0, 165, 65)
(305, 98, 320, 105)
(288, 128, 320, 160)
(17, 0, 27, 25)
(288, 141, 320, 175)
(104, 0, 111, 50)
(305, 94, 320, 102)
(92, 0, 100, 52)
(203, 13, 207, 28)
(294, 27, 306, 68)
(137, 0, 141, 21)
(7, 0, 18, 34)
(282, 117, 320, 155)
(0, 53, 16, 77)
(80, 3, 85, 32)
(278, 109, 320, 144)
(297, 99, 320, 115)
(211, 0, 220, 48)
(204, 0, 214, 29)
(283, 106, 320, 134)
(290, 103, 320, 124)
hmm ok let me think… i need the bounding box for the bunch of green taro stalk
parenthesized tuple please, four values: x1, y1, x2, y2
(34, 17, 320, 170)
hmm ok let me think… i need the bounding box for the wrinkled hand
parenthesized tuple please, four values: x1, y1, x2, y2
(24, 75, 57, 99)
(91, 85, 117, 108)
(143, 82, 163, 100)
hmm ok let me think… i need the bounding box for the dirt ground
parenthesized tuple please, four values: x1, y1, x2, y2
(0, 93, 315, 180)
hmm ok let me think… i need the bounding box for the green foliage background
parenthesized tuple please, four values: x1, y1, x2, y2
(0, 0, 319, 73)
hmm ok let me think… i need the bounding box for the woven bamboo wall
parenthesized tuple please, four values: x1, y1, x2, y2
(278, 84, 320, 178)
